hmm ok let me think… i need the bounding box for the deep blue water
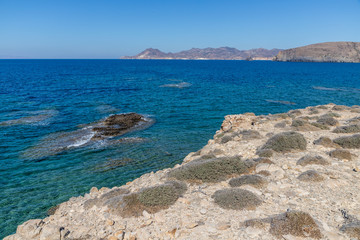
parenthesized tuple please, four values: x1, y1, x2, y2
(1, 59, 360, 238)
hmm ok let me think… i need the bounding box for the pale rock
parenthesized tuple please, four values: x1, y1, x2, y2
(107, 219, 115, 226)
(16, 219, 44, 239)
(39, 224, 61, 240)
(142, 210, 151, 219)
(90, 187, 99, 193)
(200, 209, 207, 215)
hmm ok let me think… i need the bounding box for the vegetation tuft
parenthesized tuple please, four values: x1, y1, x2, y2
(168, 156, 251, 183)
(296, 155, 329, 166)
(269, 211, 322, 239)
(310, 122, 330, 130)
(316, 116, 339, 126)
(106, 181, 186, 217)
(333, 125, 360, 133)
(84, 188, 130, 209)
(229, 175, 268, 188)
(340, 222, 360, 240)
(329, 149, 352, 160)
(291, 119, 306, 127)
(313, 137, 339, 148)
(212, 188, 262, 210)
(257, 149, 274, 158)
(333, 134, 360, 149)
(297, 170, 324, 182)
(261, 132, 307, 153)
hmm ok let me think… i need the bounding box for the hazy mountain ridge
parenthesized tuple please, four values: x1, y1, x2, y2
(275, 42, 360, 63)
(122, 47, 282, 60)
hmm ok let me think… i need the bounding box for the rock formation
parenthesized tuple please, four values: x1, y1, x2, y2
(122, 47, 282, 60)
(5, 104, 360, 240)
(274, 42, 360, 63)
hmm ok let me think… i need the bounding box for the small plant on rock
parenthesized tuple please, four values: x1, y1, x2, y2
(212, 188, 262, 210)
(333, 134, 360, 149)
(168, 157, 252, 183)
(229, 175, 268, 188)
(296, 155, 329, 166)
(261, 132, 307, 153)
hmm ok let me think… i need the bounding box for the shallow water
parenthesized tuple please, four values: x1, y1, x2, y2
(1, 60, 360, 238)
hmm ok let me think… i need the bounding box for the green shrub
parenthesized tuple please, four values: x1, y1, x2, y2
(332, 105, 348, 111)
(261, 132, 307, 153)
(313, 137, 339, 148)
(291, 119, 306, 127)
(107, 181, 186, 217)
(84, 188, 130, 209)
(333, 125, 360, 133)
(274, 121, 287, 128)
(229, 175, 267, 188)
(240, 130, 261, 140)
(321, 112, 341, 118)
(317, 105, 328, 110)
(308, 107, 320, 115)
(269, 211, 322, 239)
(212, 189, 262, 210)
(310, 122, 329, 130)
(329, 149, 352, 160)
(296, 155, 329, 166)
(168, 157, 251, 183)
(298, 170, 324, 182)
(333, 134, 360, 148)
(47, 205, 59, 216)
(317, 116, 339, 126)
(257, 149, 274, 158)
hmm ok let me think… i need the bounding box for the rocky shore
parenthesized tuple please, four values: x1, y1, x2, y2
(5, 104, 360, 240)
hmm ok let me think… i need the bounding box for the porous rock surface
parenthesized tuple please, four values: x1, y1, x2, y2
(5, 104, 360, 240)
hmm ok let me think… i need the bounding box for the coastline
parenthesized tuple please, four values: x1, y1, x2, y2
(5, 103, 360, 240)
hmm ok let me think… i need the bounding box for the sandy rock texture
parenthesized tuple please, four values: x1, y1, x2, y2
(5, 104, 360, 240)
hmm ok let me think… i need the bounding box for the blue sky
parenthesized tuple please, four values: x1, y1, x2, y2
(1, 0, 360, 58)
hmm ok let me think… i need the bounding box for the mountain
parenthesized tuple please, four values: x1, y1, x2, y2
(121, 47, 282, 60)
(274, 42, 360, 63)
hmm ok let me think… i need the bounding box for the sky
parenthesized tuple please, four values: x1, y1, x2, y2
(1, 0, 360, 59)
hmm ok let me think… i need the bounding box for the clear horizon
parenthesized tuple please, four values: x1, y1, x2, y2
(1, 0, 360, 59)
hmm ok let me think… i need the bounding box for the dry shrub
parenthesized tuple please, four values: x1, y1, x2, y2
(269, 211, 322, 239)
(329, 149, 352, 160)
(296, 155, 329, 166)
(229, 175, 268, 188)
(168, 156, 253, 183)
(107, 181, 186, 217)
(298, 170, 324, 182)
(212, 188, 262, 210)
(262, 132, 307, 153)
(333, 134, 360, 149)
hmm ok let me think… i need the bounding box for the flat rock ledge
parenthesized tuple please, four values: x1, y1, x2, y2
(6, 104, 360, 240)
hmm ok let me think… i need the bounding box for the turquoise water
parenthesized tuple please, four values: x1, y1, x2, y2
(1, 60, 360, 238)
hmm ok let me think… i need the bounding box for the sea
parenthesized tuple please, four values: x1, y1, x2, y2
(1, 59, 360, 238)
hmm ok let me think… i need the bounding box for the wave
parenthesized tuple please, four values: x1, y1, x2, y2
(160, 81, 192, 89)
(265, 100, 296, 105)
(313, 86, 360, 92)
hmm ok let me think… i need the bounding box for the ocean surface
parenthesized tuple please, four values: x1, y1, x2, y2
(1, 59, 360, 238)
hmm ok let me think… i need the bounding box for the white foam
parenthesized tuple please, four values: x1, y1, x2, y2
(67, 131, 95, 148)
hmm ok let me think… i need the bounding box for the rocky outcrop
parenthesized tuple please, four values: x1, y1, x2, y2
(274, 42, 360, 63)
(5, 104, 360, 240)
(122, 47, 282, 60)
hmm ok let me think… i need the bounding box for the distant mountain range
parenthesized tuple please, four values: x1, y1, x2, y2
(121, 47, 282, 60)
(274, 42, 360, 63)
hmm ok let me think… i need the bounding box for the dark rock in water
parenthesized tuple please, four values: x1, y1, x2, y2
(92, 113, 145, 138)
